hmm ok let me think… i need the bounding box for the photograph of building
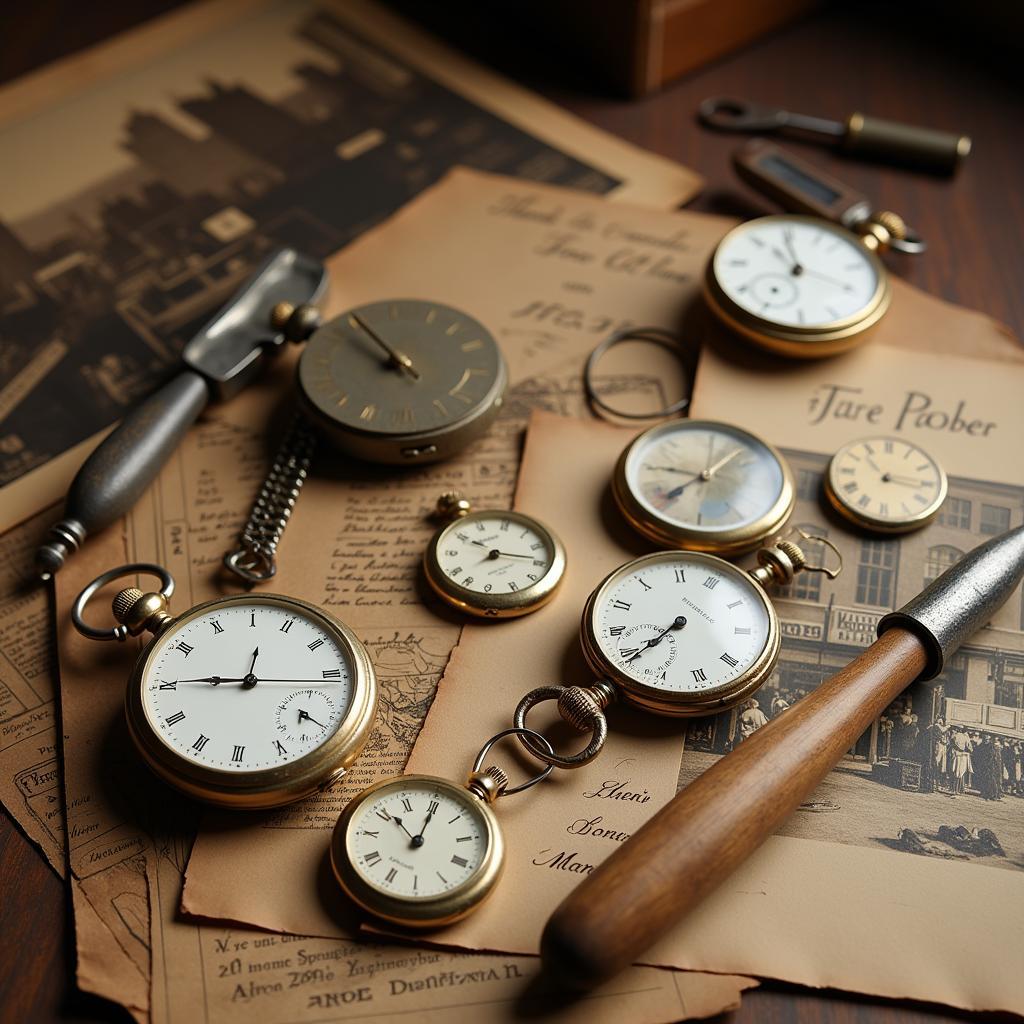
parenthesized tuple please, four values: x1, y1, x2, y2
(681, 449, 1024, 871)
(0, 3, 617, 491)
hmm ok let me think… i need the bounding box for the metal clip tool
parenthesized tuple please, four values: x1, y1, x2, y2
(699, 96, 971, 176)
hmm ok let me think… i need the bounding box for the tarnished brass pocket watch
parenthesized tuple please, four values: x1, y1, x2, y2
(72, 565, 377, 809)
(423, 492, 567, 618)
(613, 419, 794, 556)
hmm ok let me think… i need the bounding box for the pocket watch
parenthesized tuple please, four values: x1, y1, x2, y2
(513, 536, 841, 753)
(331, 729, 552, 928)
(71, 564, 377, 809)
(613, 419, 794, 556)
(703, 214, 891, 358)
(824, 435, 948, 534)
(294, 298, 507, 464)
(423, 492, 567, 618)
(225, 298, 508, 582)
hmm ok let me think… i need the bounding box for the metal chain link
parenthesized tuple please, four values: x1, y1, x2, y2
(223, 413, 318, 583)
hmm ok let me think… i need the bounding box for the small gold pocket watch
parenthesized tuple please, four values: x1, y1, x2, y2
(613, 419, 794, 556)
(72, 565, 377, 809)
(824, 435, 948, 534)
(423, 492, 567, 618)
(331, 729, 552, 927)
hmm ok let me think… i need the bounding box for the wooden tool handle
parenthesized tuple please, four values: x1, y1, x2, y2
(541, 627, 928, 987)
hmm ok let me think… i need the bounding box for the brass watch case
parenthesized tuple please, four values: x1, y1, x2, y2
(612, 419, 795, 557)
(823, 441, 949, 534)
(331, 774, 505, 928)
(703, 215, 892, 358)
(580, 551, 781, 718)
(125, 594, 377, 809)
(423, 510, 567, 618)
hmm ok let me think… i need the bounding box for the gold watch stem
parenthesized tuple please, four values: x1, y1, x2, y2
(112, 588, 173, 636)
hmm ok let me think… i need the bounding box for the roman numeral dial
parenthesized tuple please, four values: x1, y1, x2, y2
(590, 550, 773, 705)
(342, 779, 492, 905)
(141, 598, 357, 775)
(825, 436, 947, 533)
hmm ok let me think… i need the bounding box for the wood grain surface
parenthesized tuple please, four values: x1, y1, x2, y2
(1, 3, 1020, 1023)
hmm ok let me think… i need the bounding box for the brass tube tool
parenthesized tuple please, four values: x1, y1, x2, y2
(699, 96, 971, 175)
(541, 526, 1024, 987)
(35, 249, 326, 579)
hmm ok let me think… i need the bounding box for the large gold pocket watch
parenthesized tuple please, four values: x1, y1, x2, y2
(72, 565, 377, 809)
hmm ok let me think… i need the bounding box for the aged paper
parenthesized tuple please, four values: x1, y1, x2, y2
(0, 0, 698, 531)
(49, 523, 748, 1024)
(408, 346, 1024, 1013)
(0, 506, 65, 874)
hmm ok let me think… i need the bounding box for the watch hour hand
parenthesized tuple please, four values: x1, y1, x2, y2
(351, 312, 420, 380)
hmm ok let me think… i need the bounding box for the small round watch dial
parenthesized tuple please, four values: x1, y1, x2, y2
(142, 598, 354, 772)
(590, 552, 772, 696)
(826, 436, 947, 531)
(622, 420, 789, 539)
(435, 513, 554, 595)
(347, 779, 488, 899)
(712, 217, 880, 328)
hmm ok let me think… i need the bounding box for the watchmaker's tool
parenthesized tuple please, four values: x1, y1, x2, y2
(540, 525, 1024, 987)
(698, 96, 971, 175)
(71, 563, 376, 808)
(35, 250, 327, 580)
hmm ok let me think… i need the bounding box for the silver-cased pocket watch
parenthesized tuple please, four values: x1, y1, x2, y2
(823, 435, 948, 534)
(613, 419, 795, 556)
(703, 214, 891, 358)
(72, 565, 377, 809)
(331, 729, 552, 928)
(295, 299, 507, 465)
(423, 492, 567, 618)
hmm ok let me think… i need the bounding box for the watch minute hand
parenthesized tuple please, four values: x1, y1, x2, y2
(351, 312, 420, 380)
(705, 447, 743, 478)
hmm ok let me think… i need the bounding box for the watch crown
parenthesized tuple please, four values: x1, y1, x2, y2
(435, 491, 472, 520)
(466, 766, 507, 804)
(112, 587, 172, 635)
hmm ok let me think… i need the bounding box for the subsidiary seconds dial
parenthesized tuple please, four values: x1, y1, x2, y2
(581, 551, 779, 716)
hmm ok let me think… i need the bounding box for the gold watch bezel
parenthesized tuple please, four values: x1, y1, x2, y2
(703, 214, 892, 358)
(423, 510, 567, 618)
(613, 419, 795, 557)
(331, 774, 504, 928)
(823, 437, 949, 534)
(125, 593, 377, 810)
(580, 551, 781, 718)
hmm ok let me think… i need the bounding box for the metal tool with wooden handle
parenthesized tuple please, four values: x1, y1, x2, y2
(541, 526, 1024, 987)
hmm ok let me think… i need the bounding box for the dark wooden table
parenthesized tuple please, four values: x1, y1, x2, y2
(1, 3, 1020, 1022)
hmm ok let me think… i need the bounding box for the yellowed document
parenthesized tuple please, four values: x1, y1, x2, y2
(407, 342, 1024, 1013)
(0, 507, 65, 874)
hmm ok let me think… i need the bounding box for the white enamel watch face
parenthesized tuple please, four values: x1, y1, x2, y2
(587, 552, 774, 701)
(825, 436, 947, 532)
(345, 778, 489, 899)
(712, 216, 880, 329)
(141, 598, 354, 771)
(425, 509, 566, 617)
(436, 513, 554, 594)
(616, 420, 793, 554)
